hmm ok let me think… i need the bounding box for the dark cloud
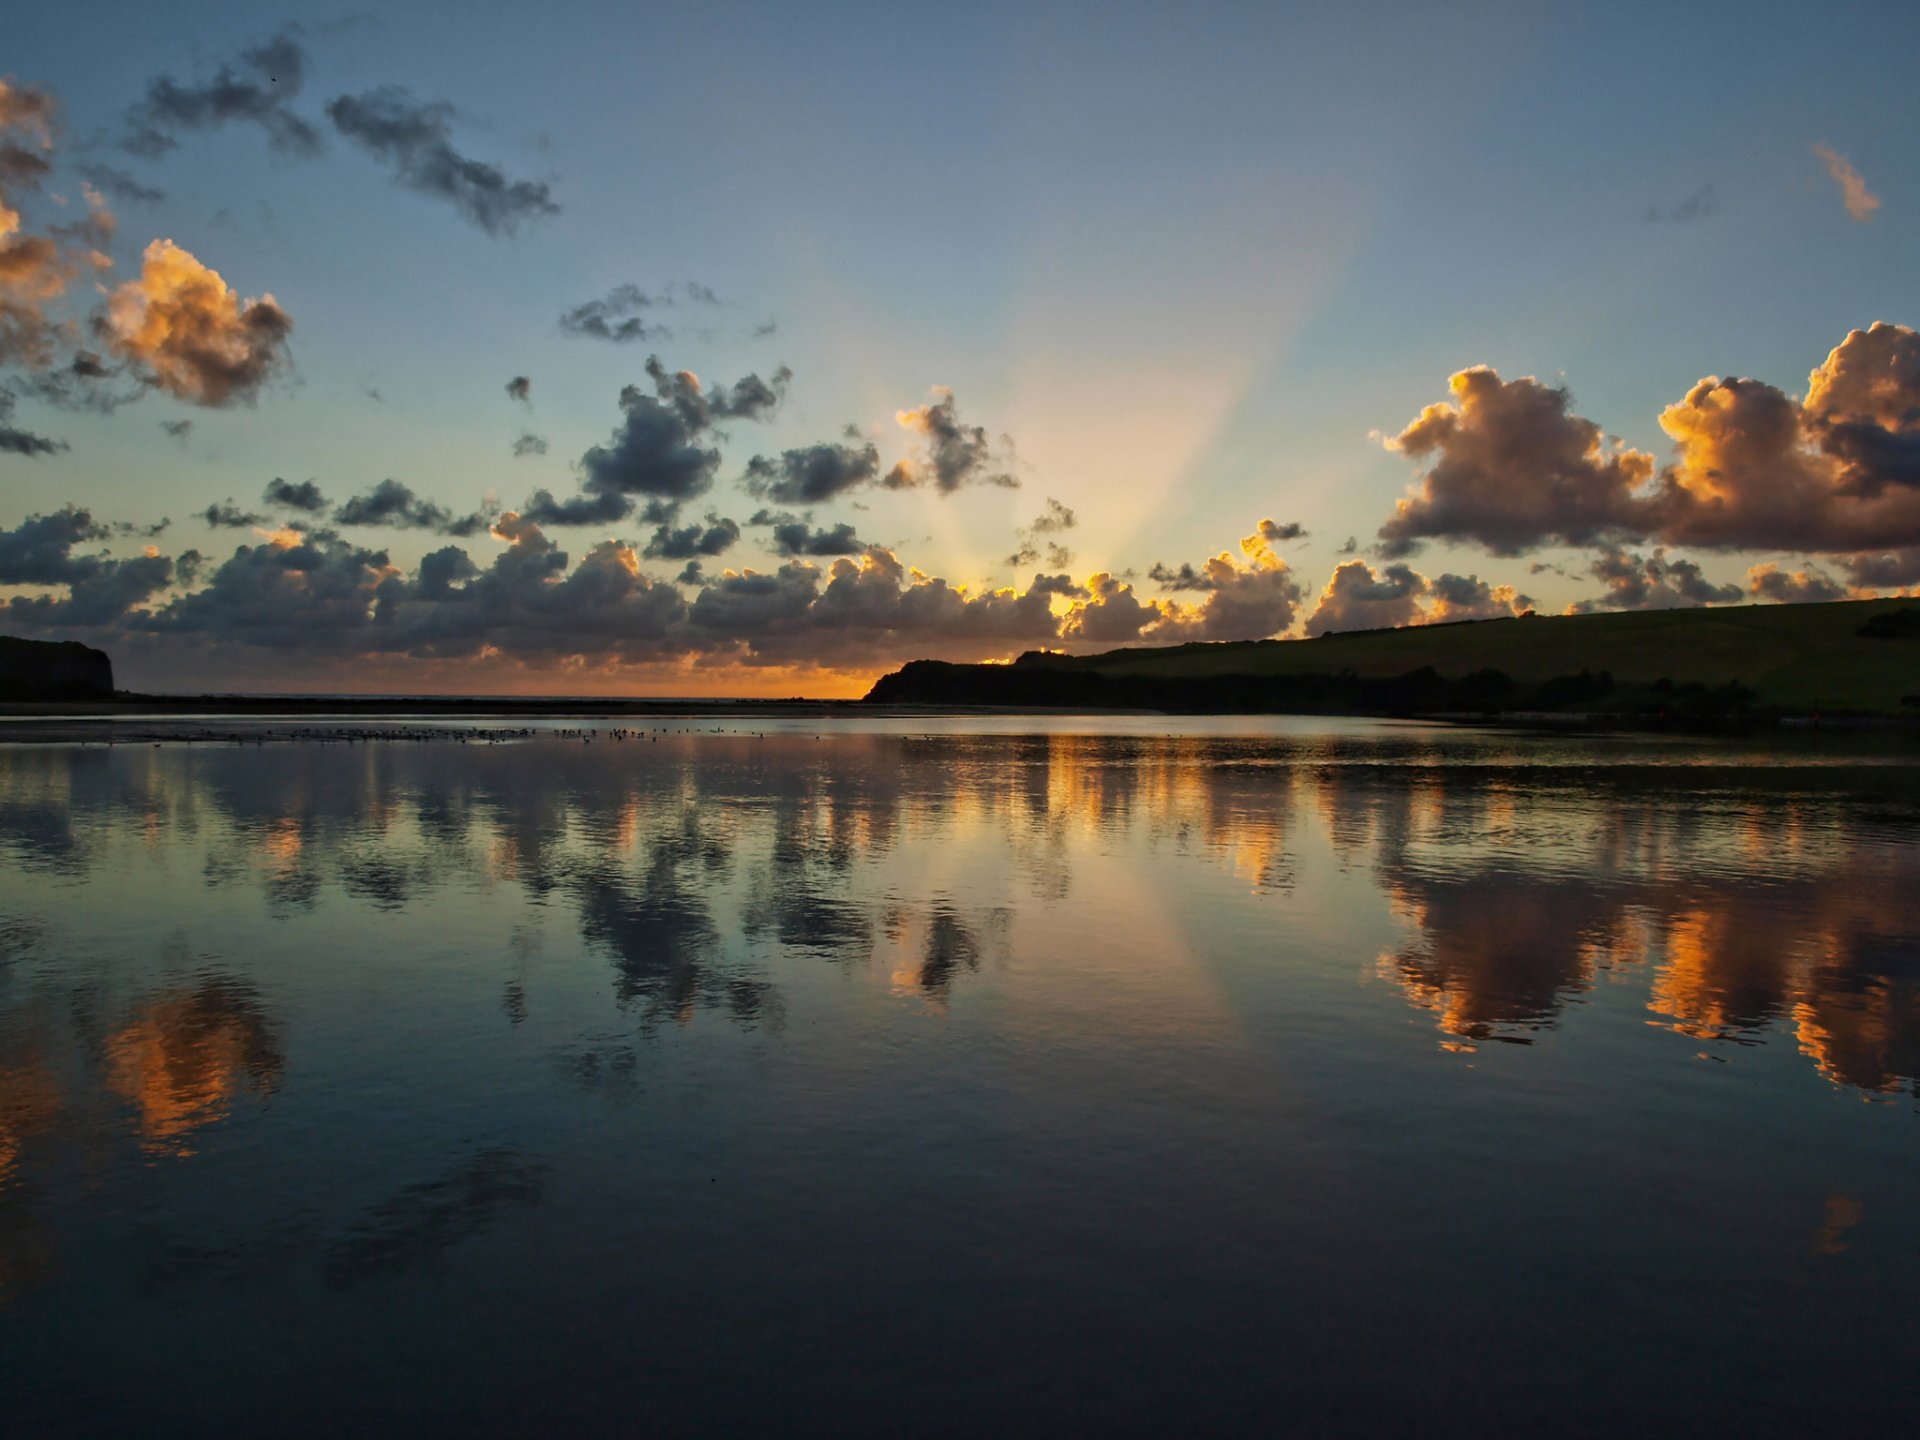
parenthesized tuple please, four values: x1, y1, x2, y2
(0, 506, 176, 628)
(1645, 184, 1717, 223)
(1746, 562, 1846, 604)
(1565, 548, 1740, 614)
(326, 87, 558, 235)
(160, 417, 192, 443)
(1008, 497, 1077, 567)
(535, 361, 789, 526)
(887, 388, 1017, 492)
(743, 441, 881, 505)
(1427, 572, 1533, 621)
(641, 515, 740, 561)
(201, 500, 266, 529)
(1028, 573, 1087, 599)
(264, 477, 329, 513)
(334, 479, 491, 536)
(512, 432, 547, 458)
(505, 375, 530, 404)
(79, 164, 165, 205)
(124, 31, 322, 159)
(519, 488, 632, 528)
(0, 390, 64, 456)
(1842, 548, 1920, 590)
(557, 283, 719, 343)
(1337, 536, 1359, 555)
(768, 520, 865, 557)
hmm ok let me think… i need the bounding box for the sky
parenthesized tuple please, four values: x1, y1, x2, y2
(2, 0, 1918, 695)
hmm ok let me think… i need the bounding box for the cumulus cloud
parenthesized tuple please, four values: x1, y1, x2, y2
(123, 31, 321, 159)
(743, 441, 882, 505)
(1426, 572, 1533, 621)
(264, 477, 328, 513)
(512, 432, 547, 458)
(887, 388, 1017, 492)
(101, 239, 292, 406)
(1373, 325, 1920, 578)
(1377, 367, 1657, 556)
(1651, 325, 1920, 551)
(1747, 562, 1846, 604)
(1307, 560, 1430, 635)
(505, 374, 530, 404)
(326, 87, 558, 235)
(1564, 547, 1740, 614)
(532, 359, 788, 526)
(1008, 497, 1077, 567)
(1813, 143, 1880, 223)
(641, 514, 740, 561)
(334, 478, 492, 536)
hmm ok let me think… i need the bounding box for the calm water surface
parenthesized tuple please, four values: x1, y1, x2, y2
(3, 717, 1918, 1436)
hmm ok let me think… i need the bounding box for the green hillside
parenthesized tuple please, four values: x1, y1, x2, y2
(867, 599, 1920, 717)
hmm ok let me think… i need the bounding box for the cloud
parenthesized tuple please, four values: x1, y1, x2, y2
(0, 81, 90, 371)
(744, 441, 882, 505)
(124, 30, 322, 159)
(334, 479, 491, 536)
(641, 515, 740, 561)
(1307, 560, 1430, 634)
(264, 477, 328, 513)
(1645, 184, 1717, 224)
(887, 388, 1017, 492)
(326, 87, 558, 235)
(0, 505, 177, 627)
(102, 239, 292, 406)
(1008, 497, 1077, 567)
(1747, 562, 1846, 604)
(557, 283, 719, 343)
(1058, 572, 1164, 643)
(767, 519, 866, 557)
(535, 360, 788, 525)
(79, 164, 164, 206)
(1426, 572, 1533, 621)
(1813, 143, 1880, 223)
(505, 375, 530, 404)
(1565, 547, 1740, 613)
(511, 432, 547, 458)
(0, 388, 63, 455)
(160, 417, 192, 443)
(200, 500, 266, 528)
(1373, 325, 1920, 571)
(1377, 367, 1657, 556)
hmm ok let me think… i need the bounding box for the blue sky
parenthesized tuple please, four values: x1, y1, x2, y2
(2, 1, 1916, 691)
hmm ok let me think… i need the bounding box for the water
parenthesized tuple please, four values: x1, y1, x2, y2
(2, 717, 1918, 1436)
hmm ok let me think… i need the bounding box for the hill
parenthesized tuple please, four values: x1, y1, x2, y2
(0, 636, 115, 701)
(864, 599, 1920, 719)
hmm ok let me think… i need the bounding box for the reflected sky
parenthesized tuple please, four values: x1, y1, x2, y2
(3, 722, 1920, 1434)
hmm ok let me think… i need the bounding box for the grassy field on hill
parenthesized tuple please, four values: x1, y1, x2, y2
(868, 599, 1920, 717)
